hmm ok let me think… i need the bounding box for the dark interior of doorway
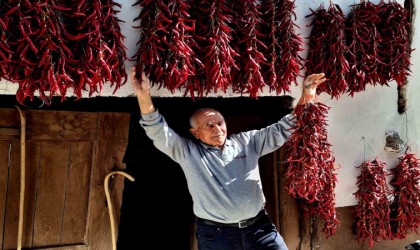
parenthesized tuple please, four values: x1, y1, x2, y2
(0, 94, 293, 249)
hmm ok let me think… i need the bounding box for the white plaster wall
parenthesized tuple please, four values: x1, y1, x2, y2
(0, 0, 417, 207)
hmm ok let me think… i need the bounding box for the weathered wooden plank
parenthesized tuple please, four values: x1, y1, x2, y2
(33, 141, 70, 247)
(86, 112, 130, 249)
(3, 140, 21, 249)
(0, 108, 20, 128)
(1, 141, 42, 249)
(0, 140, 12, 249)
(0, 128, 20, 139)
(61, 141, 93, 245)
(22, 141, 42, 248)
(0, 109, 98, 140)
(31, 244, 88, 250)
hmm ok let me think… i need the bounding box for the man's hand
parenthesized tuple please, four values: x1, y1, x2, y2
(131, 66, 155, 114)
(131, 66, 151, 97)
(297, 73, 326, 105)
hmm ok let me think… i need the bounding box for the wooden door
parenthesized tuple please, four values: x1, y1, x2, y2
(0, 108, 129, 250)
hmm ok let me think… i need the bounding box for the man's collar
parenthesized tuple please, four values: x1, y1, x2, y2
(199, 139, 232, 149)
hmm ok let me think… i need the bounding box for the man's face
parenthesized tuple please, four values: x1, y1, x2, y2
(190, 110, 227, 149)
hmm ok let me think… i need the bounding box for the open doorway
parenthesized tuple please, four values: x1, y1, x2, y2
(118, 96, 294, 249)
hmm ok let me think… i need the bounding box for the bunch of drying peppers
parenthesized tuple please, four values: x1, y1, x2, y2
(193, 0, 239, 96)
(230, 0, 266, 98)
(305, 4, 349, 99)
(0, 0, 127, 104)
(376, 1, 413, 86)
(285, 102, 339, 237)
(303, 0, 412, 99)
(133, 0, 303, 98)
(353, 159, 392, 248)
(346, 0, 412, 96)
(258, 0, 303, 95)
(390, 153, 420, 239)
(346, 1, 383, 95)
(354, 153, 420, 247)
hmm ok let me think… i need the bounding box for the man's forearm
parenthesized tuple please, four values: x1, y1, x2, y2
(137, 94, 155, 115)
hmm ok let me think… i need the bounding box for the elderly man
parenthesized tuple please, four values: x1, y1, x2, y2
(131, 67, 325, 250)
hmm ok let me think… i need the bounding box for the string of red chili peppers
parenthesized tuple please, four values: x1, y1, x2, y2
(0, 0, 127, 105)
(285, 102, 339, 237)
(376, 0, 413, 86)
(195, 0, 238, 96)
(259, 0, 304, 95)
(305, 3, 349, 99)
(346, 1, 383, 96)
(134, 0, 302, 98)
(0, 1, 11, 80)
(390, 153, 420, 239)
(353, 158, 392, 248)
(161, 0, 199, 94)
(0, 0, 73, 104)
(133, 0, 169, 88)
(230, 0, 266, 98)
(63, 0, 128, 98)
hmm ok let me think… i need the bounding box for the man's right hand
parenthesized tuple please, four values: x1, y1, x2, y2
(131, 66, 151, 97)
(131, 66, 155, 114)
(297, 73, 326, 105)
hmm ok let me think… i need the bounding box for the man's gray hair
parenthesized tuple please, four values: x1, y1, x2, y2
(189, 108, 223, 128)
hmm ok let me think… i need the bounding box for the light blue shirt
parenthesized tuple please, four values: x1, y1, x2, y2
(140, 110, 295, 223)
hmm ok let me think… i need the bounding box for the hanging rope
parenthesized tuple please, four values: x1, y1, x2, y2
(104, 171, 135, 250)
(15, 105, 26, 250)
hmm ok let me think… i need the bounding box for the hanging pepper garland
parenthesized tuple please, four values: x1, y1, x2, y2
(259, 0, 304, 95)
(0, 0, 127, 105)
(157, 0, 199, 93)
(134, 0, 304, 98)
(194, 0, 238, 96)
(132, 0, 170, 87)
(230, 0, 266, 98)
(0, 6, 13, 79)
(285, 102, 339, 237)
(353, 158, 392, 248)
(0, 0, 72, 104)
(97, 0, 128, 93)
(133, 0, 202, 96)
(305, 3, 349, 99)
(390, 153, 420, 239)
(345, 1, 383, 96)
(376, 0, 413, 86)
(0, 3, 14, 80)
(62, 0, 128, 98)
(170, 0, 204, 96)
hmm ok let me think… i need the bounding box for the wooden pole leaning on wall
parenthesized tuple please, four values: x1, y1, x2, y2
(104, 171, 135, 250)
(15, 105, 26, 250)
